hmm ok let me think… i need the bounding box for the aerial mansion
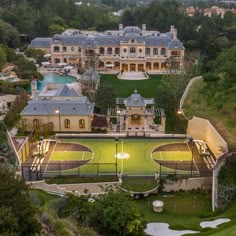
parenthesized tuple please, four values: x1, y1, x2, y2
(30, 24, 185, 74)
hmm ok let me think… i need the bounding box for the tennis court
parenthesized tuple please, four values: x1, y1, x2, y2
(43, 138, 195, 176)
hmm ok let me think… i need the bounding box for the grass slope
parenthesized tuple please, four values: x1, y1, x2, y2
(183, 78, 236, 150)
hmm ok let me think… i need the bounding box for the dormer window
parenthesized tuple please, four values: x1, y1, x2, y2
(131, 39, 135, 43)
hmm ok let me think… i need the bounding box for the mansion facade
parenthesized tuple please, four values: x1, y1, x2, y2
(29, 24, 185, 74)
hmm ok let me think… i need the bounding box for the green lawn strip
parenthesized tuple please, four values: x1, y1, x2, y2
(100, 74, 163, 97)
(136, 193, 211, 230)
(121, 177, 158, 192)
(45, 176, 118, 184)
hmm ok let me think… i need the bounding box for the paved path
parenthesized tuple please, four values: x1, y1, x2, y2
(30, 180, 120, 196)
(179, 76, 202, 111)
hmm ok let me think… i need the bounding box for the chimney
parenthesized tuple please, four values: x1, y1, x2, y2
(142, 24, 146, 36)
(31, 80, 37, 98)
(170, 25, 175, 33)
(119, 24, 123, 31)
(173, 29, 177, 39)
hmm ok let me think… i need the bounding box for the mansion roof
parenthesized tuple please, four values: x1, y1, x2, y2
(117, 90, 155, 107)
(29, 25, 184, 50)
(21, 98, 94, 116)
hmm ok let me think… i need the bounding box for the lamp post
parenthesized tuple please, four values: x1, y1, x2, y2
(116, 109, 120, 133)
(114, 137, 119, 177)
(55, 107, 61, 132)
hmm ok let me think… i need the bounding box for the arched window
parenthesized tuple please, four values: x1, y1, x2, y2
(78, 47, 81, 52)
(145, 48, 150, 55)
(107, 47, 112, 54)
(153, 48, 158, 55)
(71, 47, 74, 51)
(115, 48, 120, 55)
(161, 48, 166, 55)
(64, 119, 70, 128)
(54, 46, 60, 52)
(79, 119, 85, 128)
(130, 47, 136, 53)
(63, 46, 67, 52)
(153, 62, 159, 70)
(99, 47, 105, 54)
(33, 119, 39, 129)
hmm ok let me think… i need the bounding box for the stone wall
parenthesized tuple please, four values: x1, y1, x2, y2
(187, 116, 228, 158)
(163, 177, 212, 192)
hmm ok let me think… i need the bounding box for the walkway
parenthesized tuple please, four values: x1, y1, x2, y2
(30, 180, 120, 196)
(118, 72, 149, 80)
(179, 76, 202, 111)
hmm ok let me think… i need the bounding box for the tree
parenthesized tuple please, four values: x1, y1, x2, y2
(0, 167, 41, 235)
(95, 191, 146, 236)
(95, 84, 116, 114)
(0, 47, 7, 71)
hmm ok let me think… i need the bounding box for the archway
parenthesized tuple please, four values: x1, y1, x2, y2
(131, 114, 141, 126)
(122, 64, 128, 72)
(130, 64, 136, 72)
(161, 62, 167, 70)
(146, 62, 151, 71)
(114, 62, 120, 70)
(153, 62, 159, 70)
(138, 64, 144, 72)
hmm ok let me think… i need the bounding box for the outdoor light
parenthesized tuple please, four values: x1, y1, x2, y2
(54, 106, 61, 132)
(177, 109, 182, 114)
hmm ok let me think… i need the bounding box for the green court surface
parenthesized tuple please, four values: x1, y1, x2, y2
(51, 151, 93, 161)
(47, 139, 192, 175)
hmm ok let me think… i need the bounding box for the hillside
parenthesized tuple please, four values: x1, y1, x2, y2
(183, 78, 236, 150)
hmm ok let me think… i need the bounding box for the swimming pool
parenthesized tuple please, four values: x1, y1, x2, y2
(37, 73, 77, 90)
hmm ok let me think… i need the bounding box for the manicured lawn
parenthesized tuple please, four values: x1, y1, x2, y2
(100, 74, 163, 97)
(47, 139, 192, 175)
(121, 177, 158, 192)
(136, 193, 211, 230)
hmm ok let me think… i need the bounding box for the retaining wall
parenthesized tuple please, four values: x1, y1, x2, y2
(163, 177, 212, 192)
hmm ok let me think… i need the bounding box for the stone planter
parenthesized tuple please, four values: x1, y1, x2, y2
(152, 200, 164, 213)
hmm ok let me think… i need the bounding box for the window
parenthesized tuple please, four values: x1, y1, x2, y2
(161, 48, 166, 55)
(79, 119, 85, 128)
(71, 47, 74, 51)
(53, 46, 60, 52)
(145, 48, 150, 55)
(123, 48, 127, 53)
(130, 47, 136, 53)
(99, 47, 105, 54)
(55, 58, 60, 63)
(107, 47, 112, 54)
(78, 47, 81, 52)
(63, 46, 67, 52)
(33, 119, 39, 129)
(131, 39, 135, 43)
(64, 119, 70, 128)
(115, 48, 120, 55)
(139, 49, 142, 53)
(153, 48, 158, 55)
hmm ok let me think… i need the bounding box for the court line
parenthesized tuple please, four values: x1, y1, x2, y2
(82, 152, 85, 161)
(160, 152, 163, 160)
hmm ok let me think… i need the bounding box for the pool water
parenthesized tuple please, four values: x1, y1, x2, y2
(37, 73, 77, 90)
